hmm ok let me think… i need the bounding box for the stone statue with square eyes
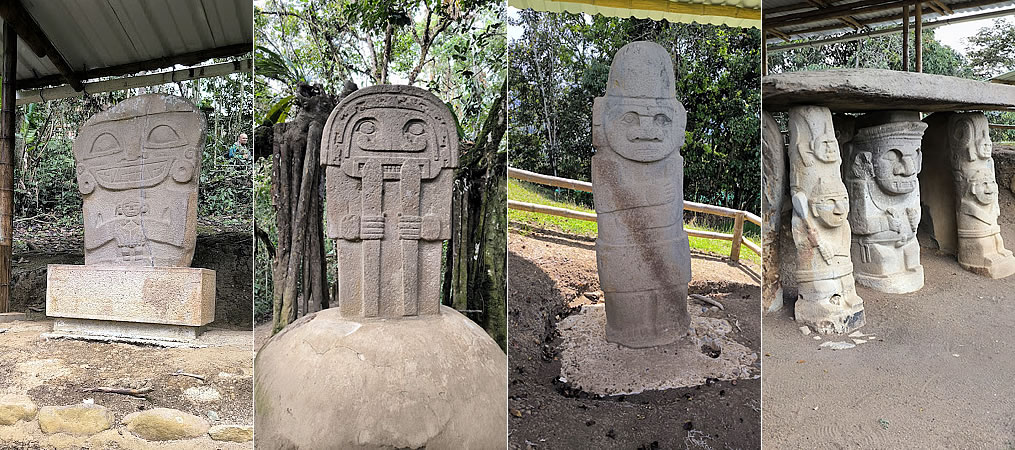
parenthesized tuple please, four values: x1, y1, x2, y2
(843, 112, 927, 293)
(591, 41, 691, 348)
(787, 105, 864, 334)
(922, 111, 1015, 279)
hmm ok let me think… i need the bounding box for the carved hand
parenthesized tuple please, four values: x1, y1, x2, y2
(360, 215, 385, 240)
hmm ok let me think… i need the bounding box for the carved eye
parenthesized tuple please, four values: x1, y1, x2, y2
(405, 120, 425, 136)
(654, 114, 670, 126)
(88, 133, 120, 158)
(147, 124, 181, 147)
(622, 112, 639, 124)
(358, 121, 377, 134)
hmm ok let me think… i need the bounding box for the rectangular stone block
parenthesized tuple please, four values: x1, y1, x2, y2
(51, 318, 199, 342)
(46, 265, 215, 326)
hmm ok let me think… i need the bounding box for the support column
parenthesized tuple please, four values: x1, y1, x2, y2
(0, 23, 15, 314)
(915, 1, 923, 73)
(902, 4, 910, 72)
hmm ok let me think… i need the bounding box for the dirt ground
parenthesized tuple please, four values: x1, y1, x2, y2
(508, 227, 761, 449)
(0, 319, 253, 448)
(762, 178, 1015, 448)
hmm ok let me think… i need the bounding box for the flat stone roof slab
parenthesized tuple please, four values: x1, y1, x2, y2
(763, 69, 1015, 112)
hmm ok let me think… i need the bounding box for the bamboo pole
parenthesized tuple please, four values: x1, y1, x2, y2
(902, 4, 910, 71)
(0, 23, 15, 313)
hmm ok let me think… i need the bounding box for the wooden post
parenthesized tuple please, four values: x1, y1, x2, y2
(730, 212, 745, 263)
(915, 1, 923, 73)
(902, 4, 910, 71)
(0, 23, 16, 313)
(762, 39, 768, 74)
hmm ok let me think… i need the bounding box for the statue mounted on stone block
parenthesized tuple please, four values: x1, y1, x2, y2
(787, 105, 864, 334)
(591, 41, 691, 348)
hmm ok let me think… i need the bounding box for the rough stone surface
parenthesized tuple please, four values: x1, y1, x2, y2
(590, 41, 691, 348)
(556, 304, 757, 395)
(922, 112, 1015, 279)
(37, 404, 113, 435)
(842, 111, 926, 293)
(762, 111, 787, 312)
(321, 85, 458, 318)
(74, 94, 205, 267)
(787, 106, 865, 334)
(123, 408, 210, 441)
(0, 395, 37, 425)
(208, 424, 253, 443)
(50, 317, 199, 342)
(763, 69, 1015, 112)
(46, 264, 215, 326)
(0, 312, 26, 323)
(254, 305, 507, 449)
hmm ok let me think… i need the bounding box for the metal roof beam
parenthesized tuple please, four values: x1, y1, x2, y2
(0, 0, 83, 91)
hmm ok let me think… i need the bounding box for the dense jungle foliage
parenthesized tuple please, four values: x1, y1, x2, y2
(508, 12, 763, 216)
(768, 18, 1015, 142)
(254, 0, 506, 346)
(14, 67, 253, 231)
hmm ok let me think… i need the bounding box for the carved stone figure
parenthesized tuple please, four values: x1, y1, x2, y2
(787, 106, 864, 334)
(843, 112, 926, 293)
(923, 112, 1015, 279)
(762, 111, 786, 312)
(73, 94, 204, 267)
(320, 85, 457, 318)
(591, 41, 691, 348)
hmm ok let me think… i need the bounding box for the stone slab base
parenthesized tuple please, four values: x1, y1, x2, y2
(42, 318, 205, 347)
(46, 265, 215, 327)
(557, 304, 758, 396)
(0, 312, 27, 323)
(855, 266, 924, 294)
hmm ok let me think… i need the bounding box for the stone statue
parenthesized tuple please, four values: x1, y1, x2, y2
(73, 94, 204, 267)
(762, 111, 786, 312)
(843, 112, 926, 293)
(591, 41, 691, 348)
(787, 106, 864, 334)
(321, 85, 457, 317)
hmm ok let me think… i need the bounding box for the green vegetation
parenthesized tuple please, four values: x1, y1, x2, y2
(508, 179, 760, 265)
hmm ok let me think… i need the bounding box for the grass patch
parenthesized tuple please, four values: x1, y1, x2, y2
(508, 179, 761, 265)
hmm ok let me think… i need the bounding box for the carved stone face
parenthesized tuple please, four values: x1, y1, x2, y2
(351, 109, 432, 154)
(969, 172, 998, 205)
(810, 189, 849, 228)
(811, 132, 840, 163)
(603, 98, 684, 162)
(874, 146, 921, 194)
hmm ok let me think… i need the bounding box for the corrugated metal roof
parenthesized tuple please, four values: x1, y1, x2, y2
(764, 0, 1015, 41)
(509, 0, 761, 29)
(3, 0, 252, 86)
(991, 69, 1015, 85)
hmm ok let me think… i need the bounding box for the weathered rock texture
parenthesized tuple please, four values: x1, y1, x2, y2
(591, 41, 692, 348)
(321, 85, 457, 318)
(122, 408, 210, 441)
(787, 106, 864, 334)
(922, 112, 1015, 278)
(254, 306, 507, 449)
(762, 111, 786, 312)
(0, 395, 37, 425)
(37, 404, 113, 435)
(73, 94, 204, 267)
(843, 111, 926, 293)
(207, 424, 253, 442)
(763, 69, 1015, 112)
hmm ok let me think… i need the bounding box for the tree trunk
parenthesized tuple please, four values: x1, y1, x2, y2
(443, 81, 508, 350)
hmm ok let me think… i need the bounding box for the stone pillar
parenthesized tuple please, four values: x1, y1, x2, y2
(320, 85, 457, 318)
(923, 111, 1015, 279)
(762, 111, 786, 312)
(843, 111, 926, 293)
(787, 106, 864, 334)
(591, 41, 691, 348)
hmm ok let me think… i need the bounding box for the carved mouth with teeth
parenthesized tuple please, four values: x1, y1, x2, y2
(93, 159, 172, 189)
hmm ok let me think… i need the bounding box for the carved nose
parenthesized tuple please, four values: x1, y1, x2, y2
(123, 146, 142, 161)
(628, 124, 663, 142)
(896, 157, 918, 176)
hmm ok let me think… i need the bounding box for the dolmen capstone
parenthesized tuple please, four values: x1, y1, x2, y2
(254, 85, 507, 449)
(591, 41, 692, 348)
(46, 94, 215, 344)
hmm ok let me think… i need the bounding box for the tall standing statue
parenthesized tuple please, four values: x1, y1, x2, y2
(762, 111, 787, 312)
(787, 106, 864, 334)
(843, 112, 926, 293)
(320, 85, 457, 318)
(591, 41, 691, 348)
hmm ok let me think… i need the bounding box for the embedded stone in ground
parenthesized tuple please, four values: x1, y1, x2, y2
(183, 386, 222, 404)
(208, 424, 253, 442)
(0, 312, 26, 323)
(38, 404, 113, 435)
(0, 395, 38, 425)
(123, 408, 210, 441)
(556, 304, 758, 395)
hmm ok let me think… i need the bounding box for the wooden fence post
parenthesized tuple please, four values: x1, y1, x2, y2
(730, 212, 745, 264)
